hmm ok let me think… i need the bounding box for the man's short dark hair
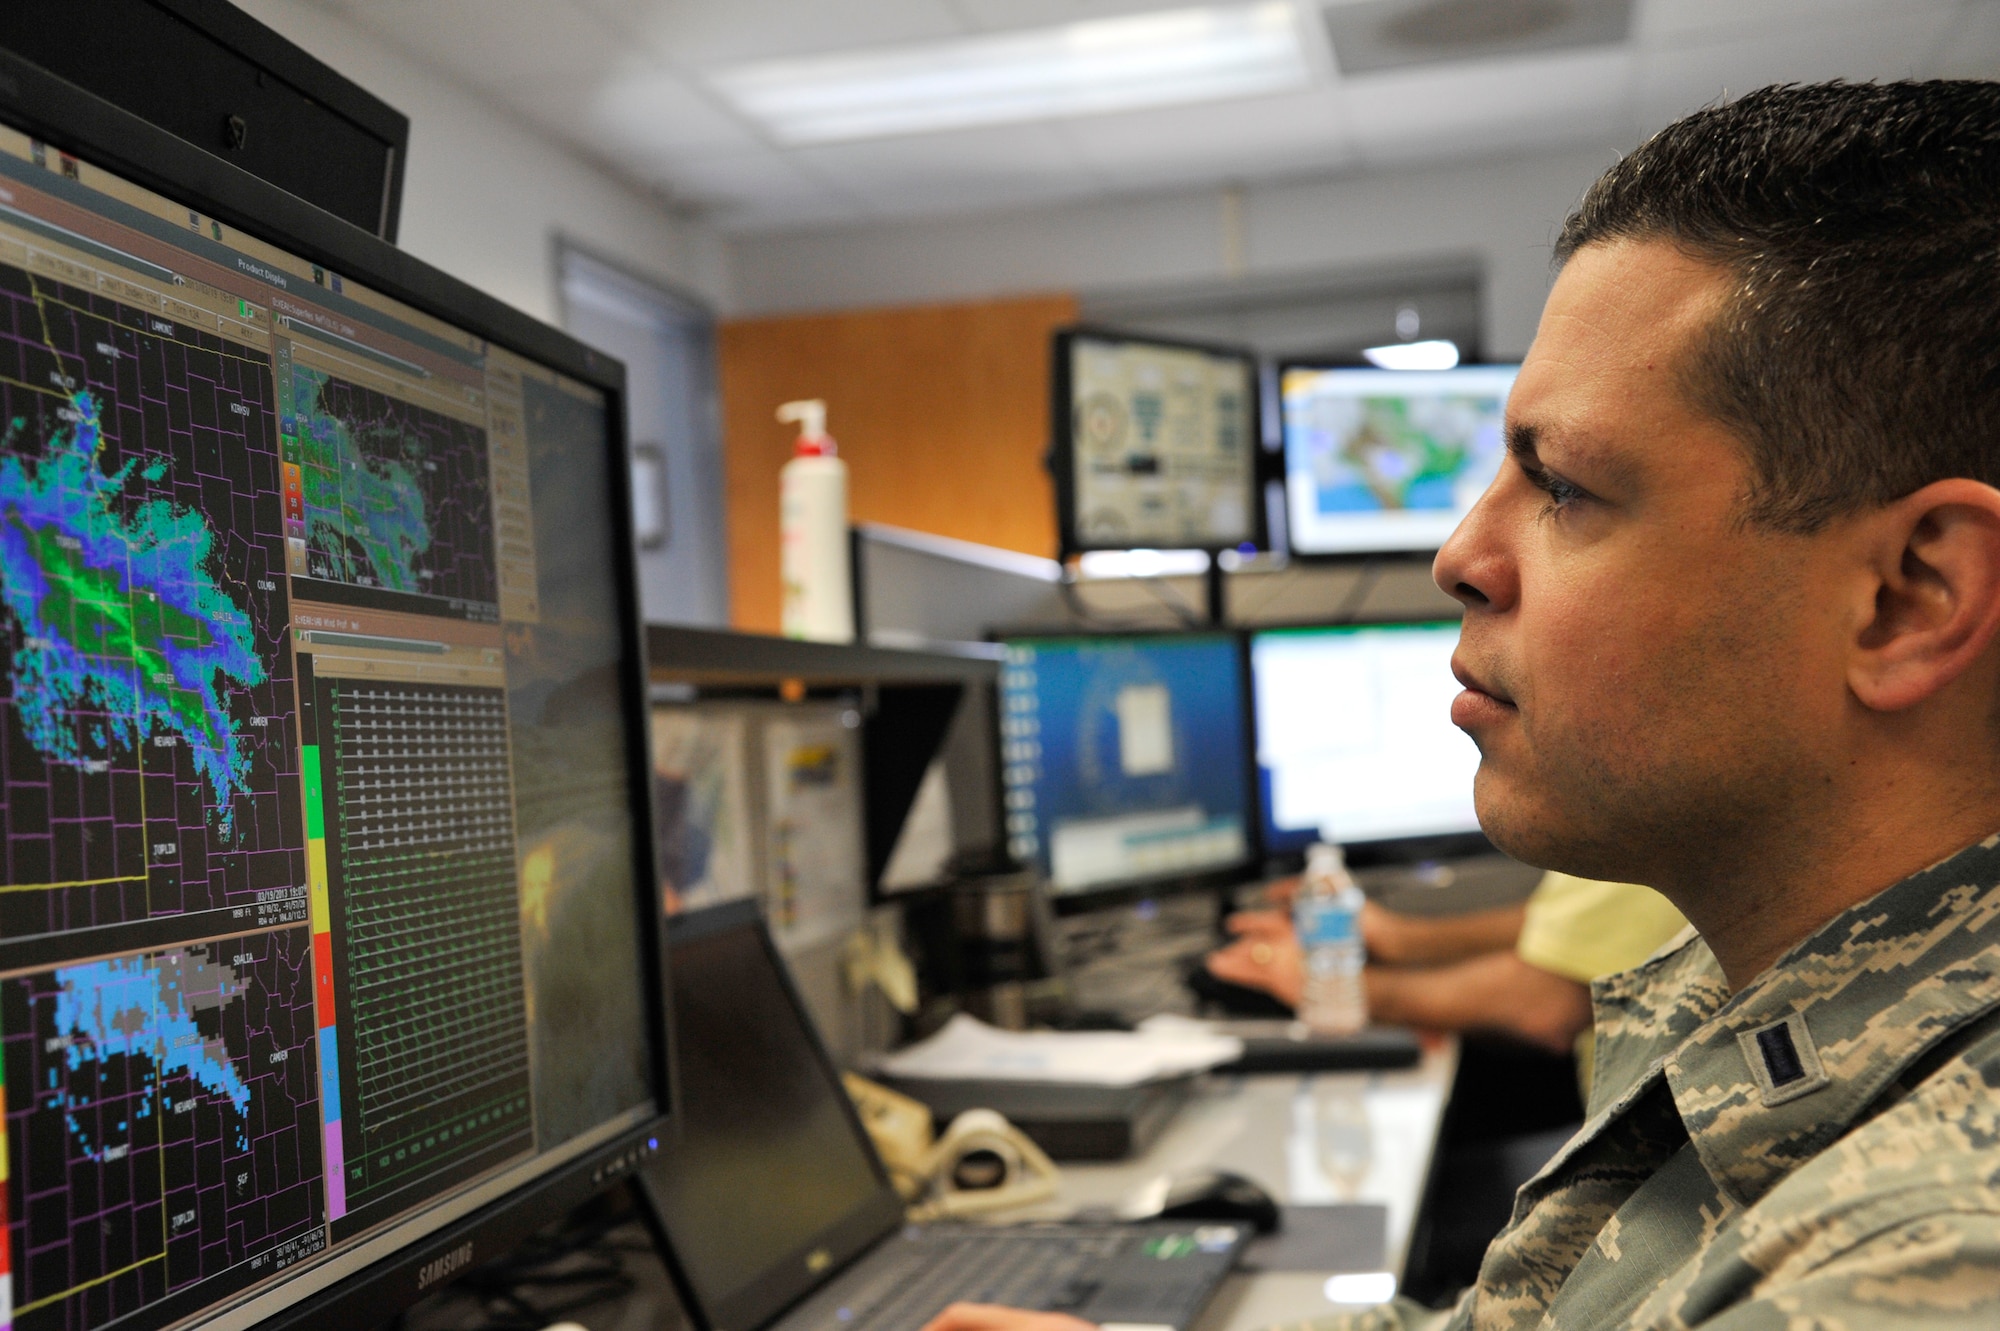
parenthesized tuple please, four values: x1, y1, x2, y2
(1555, 81, 2000, 533)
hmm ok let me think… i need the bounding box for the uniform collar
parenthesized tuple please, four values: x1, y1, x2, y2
(1571, 833, 2000, 1208)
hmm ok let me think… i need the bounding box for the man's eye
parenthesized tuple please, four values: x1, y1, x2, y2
(1525, 465, 1588, 513)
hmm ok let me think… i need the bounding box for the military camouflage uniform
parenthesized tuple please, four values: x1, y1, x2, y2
(1285, 833, 2000, 1331)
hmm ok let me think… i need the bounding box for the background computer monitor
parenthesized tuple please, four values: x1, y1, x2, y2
(1050, 328, 1260, 556)
(0, 53, 665, 1330)
(998, 632, 1253, 897)
(1279, 363, 1518, 556)
(1250, 620, 1481, 857)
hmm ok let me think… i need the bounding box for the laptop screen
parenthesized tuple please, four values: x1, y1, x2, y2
(644, 902, 905, 1331)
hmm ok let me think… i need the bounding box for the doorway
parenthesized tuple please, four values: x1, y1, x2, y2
(558, 244, 730, 626)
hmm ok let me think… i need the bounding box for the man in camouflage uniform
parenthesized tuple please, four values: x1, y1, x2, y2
(925, 79, 2000, 1331)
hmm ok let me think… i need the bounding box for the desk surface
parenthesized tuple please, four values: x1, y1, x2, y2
(1006, 1039, 1458, 1331)
(404, 1043, 1458, 1331)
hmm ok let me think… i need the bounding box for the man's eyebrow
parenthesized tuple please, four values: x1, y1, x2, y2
(1511, 421, 1644, 491)
(1507, 421, 1541, 464)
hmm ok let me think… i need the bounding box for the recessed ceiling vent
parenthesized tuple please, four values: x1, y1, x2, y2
(1324, 0, 1633, 74)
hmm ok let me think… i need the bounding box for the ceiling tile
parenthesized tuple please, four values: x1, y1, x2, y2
(1325, 0, 1633, 76)
(575, 0, 968, 66)
(659, 147, 864, 226)
(789, 121, 1101, 221)
(1633, 0, 1940, 45)
(1638, 9, 1968, 127)
(335, 0, 636, 86)
(950, 0, 1213, 31)
(588, 71, 770, 161)
(1340, 46, 1636, 165)
(1931, 1, 2000, 79)
(1064, 87, 1355, 188)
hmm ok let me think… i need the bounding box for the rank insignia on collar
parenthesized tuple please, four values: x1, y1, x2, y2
(1737, 1012, 1830, 1107)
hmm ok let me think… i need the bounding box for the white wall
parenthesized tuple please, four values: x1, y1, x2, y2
(727, 144, 1626, 359)
(233, 0, 729, 324)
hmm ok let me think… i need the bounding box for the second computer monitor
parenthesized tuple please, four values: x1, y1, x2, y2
(1280, 363, 1518, 556)
(1052, 328, 1259, 555)
(1250, 621, 1480, 855)
(1000, 633, 1252, 896)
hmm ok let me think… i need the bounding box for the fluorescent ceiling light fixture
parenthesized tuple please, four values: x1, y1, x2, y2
(1362, 339, 1460, 370)
(709, 3, 1309, 144)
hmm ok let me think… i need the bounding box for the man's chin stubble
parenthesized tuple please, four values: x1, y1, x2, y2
(1471, 763, 1744, 889)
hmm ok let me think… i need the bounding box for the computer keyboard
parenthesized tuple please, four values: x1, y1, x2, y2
(776, 1223, 1245, 1331)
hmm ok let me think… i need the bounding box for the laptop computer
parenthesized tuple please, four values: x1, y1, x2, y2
(635, 900, 1249, 1331)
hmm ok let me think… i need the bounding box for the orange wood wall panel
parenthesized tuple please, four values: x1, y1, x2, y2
(718, 293, 1078, 632)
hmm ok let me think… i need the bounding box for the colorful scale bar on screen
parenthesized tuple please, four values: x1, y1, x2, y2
(303, 744, 347, 1220)
(1, 1044, 12, 1331)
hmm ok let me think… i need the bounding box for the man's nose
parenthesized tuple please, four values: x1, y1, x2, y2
(1433, 487, 1514, 613)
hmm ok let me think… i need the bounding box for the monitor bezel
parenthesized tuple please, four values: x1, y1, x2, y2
(1246, 613, 1493, 870)
(1272, 356, 1521, 563)
(636, 899, 908, 1331)
(0, 50, 674, 1331)
(991, 626, 1262, 911)
(1050, 324, 1267, 559)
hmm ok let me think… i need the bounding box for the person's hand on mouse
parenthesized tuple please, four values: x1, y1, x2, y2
(1223, 901, 1401, 954)
(1205, 924, 1304, 1007)
(919, 1304, 1097, 1331)
(1220, 907, 1291, 942)
(1208, 895, 1412, 1006)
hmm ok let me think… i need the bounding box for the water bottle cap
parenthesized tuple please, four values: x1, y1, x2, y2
(1307, 840, 1346, 867)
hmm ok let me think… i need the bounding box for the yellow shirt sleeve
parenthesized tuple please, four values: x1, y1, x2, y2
(1515, 872, 1689, 984)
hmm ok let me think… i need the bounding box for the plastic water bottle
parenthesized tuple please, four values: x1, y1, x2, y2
(1295, 841, 1368, 1034)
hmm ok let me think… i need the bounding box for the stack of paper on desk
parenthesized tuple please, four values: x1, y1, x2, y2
(877, 1014, 1244, 1086)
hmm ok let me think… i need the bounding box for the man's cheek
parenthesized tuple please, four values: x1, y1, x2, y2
(1549, 600, 1687, 709)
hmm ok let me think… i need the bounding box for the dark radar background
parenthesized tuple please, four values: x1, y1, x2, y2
(292, 366, 498, 617)
(505, 375, 648, 1151)
(0, 263, 304, 941)
(2, 928, 325, 1331)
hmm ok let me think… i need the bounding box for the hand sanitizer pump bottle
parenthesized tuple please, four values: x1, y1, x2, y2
(1295, 840, 1368, 1034)
(777, 398, 853, 642)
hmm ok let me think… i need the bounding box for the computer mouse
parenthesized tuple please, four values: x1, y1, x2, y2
(1155, 1169, 1281, 1234)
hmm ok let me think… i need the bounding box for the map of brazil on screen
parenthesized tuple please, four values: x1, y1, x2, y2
(0, 264, 306, 939)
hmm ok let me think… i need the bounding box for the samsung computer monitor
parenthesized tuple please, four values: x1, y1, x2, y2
(1050, 329, 1259, 555)
(0, 54, 666, 1331)
(1279, 363, 1517, 556)
(998, 633, 1253, 898)
(1249, 620, 1481, 858)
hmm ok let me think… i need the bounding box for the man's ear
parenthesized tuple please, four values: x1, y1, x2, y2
(1849, 479, 2000, 713)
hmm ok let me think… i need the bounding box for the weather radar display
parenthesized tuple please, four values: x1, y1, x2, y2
(287, 366, 498, 619)
(2, 931, 324, 1327)
(0, 264, 302, 942)
(1280, 364, 1518, 555)
(0, 94, 650, 1331)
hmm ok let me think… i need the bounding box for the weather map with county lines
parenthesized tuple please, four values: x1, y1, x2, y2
(288, 366, 497, 619)
(0, 264, 305, 942)
(0, 927, 325, 1331)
